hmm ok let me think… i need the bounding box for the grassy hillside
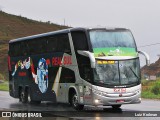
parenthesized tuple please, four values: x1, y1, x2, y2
(0, 11, 68, 80)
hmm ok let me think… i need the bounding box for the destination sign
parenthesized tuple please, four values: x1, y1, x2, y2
(96, 60, 115, 64)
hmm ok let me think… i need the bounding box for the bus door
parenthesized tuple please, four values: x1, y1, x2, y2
(75, 57, 92, 104)
(80, 65, 93, 104)
(70, 30, 92, 104)
(58, 67, 76, 103)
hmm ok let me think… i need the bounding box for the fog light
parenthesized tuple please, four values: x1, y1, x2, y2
(139, 98, 141, 101)
(95, 99, 100, 104)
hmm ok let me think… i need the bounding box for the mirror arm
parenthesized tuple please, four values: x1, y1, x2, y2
(77, 50, 95, 68)
(138, 51, 150, 66)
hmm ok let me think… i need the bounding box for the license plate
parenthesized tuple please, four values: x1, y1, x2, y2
(116, 100, 125, 103)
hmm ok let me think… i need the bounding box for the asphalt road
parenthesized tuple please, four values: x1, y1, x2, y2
(0, 91, 160, 120)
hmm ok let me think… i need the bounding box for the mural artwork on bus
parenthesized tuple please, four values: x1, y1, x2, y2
(12, 57, 49, 93)
(11, 55, 72, 94)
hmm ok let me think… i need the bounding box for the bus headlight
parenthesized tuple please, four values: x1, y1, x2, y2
(94, 99, 100, 104)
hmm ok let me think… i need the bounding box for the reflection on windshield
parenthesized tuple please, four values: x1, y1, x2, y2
(94, 62, 119, 85)
(89, 30, 136, 48)
(94, 58, 140, 86)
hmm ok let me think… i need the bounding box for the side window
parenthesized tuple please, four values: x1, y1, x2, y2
(9, 43, 14, 56)
(71, 31, 89, 51)
(28, 38, 47, 55)
(13, 43, 21, 56)
(47, 34, 71, 53)
(78, 56, 92, 82)
(47, 36, 58, 52)
(28, 39, 37, 55)
(57, 34, 71, 53)
(71, 31, 91, 82)
(60, 68, 75, 83)
(36, 38, 47, 54)
(20, 41, 28, 56)
(10, 41, 28, 56)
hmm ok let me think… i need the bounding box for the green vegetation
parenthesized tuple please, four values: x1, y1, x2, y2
(142, 79, 160, 99)
(0, 81, 9, 91)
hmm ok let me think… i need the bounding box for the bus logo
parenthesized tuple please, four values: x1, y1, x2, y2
(114, 88, 126, 93)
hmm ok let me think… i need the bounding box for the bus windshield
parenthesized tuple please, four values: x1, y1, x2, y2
(89, 30, 137, 57)
(93, 58, 140, 86)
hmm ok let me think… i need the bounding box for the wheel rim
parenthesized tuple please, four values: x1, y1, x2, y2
(28, 93, 31, 102)
(72, 94, 78, 107)
(21, 91, 25, 102)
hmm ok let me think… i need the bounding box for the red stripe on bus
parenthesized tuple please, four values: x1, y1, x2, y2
(8, 56, 11, 71)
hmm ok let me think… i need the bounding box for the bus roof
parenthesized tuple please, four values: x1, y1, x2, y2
(9, 27, 128, 43)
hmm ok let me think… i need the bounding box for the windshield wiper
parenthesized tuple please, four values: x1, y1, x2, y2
(129, 67, 139, 80)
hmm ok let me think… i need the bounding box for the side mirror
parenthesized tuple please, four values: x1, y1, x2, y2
(77, 50, 95, 68)
(138, 51, 150, 66)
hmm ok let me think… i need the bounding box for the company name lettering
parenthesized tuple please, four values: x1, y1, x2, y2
(52, 56, 72, 66)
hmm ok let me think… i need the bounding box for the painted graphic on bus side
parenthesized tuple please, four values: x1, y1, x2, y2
(11, 57, 49, 93)
(37, 58, 48, 93)
(11, 56, 72, 93)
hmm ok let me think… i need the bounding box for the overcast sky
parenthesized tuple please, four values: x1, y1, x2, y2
(1, 0, 160, 65)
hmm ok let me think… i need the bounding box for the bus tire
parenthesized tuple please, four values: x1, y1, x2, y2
(71, 92, 84, 110)
(19, 88, 28, 103)
(112, 105, 121, 109)
(19, 88, 22, 102)
(27, 89, 41, 104)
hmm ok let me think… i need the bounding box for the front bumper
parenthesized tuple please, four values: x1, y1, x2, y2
(92, 91, 141, 106)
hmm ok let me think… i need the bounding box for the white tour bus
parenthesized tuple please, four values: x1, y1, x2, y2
(8, 27, 149, 110)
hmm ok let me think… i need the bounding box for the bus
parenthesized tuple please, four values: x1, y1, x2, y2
(8, 27, 150, 110)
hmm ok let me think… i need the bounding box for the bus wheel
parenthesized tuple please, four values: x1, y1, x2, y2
(20, 89, 28, 103)
(112, 105, 121, 109)
(27, 90, 41, 104)
(71, 92, 84, 110)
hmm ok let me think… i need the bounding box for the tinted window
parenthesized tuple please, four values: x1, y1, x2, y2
(77, 55, 92, 82)
(47, 34, 71, 53)
(28, 39, 37, 55)
(71, 31, 89, 50)
(9, 33, 70, 56)
(47, 36, 58, 52)
(9, 44, 13, 56)
(20, 41, 28, 56)
(60, 67, 75, 83)
(57, 34, 71, 53)
(28, 38, 47, 55)
(36, 38, 47, 54)
(9, 42, 21, 56)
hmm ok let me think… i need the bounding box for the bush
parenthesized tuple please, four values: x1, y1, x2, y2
(151, 82, 160, 95)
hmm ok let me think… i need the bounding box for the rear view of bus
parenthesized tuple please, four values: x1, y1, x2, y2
(74, 28, 149, 110)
